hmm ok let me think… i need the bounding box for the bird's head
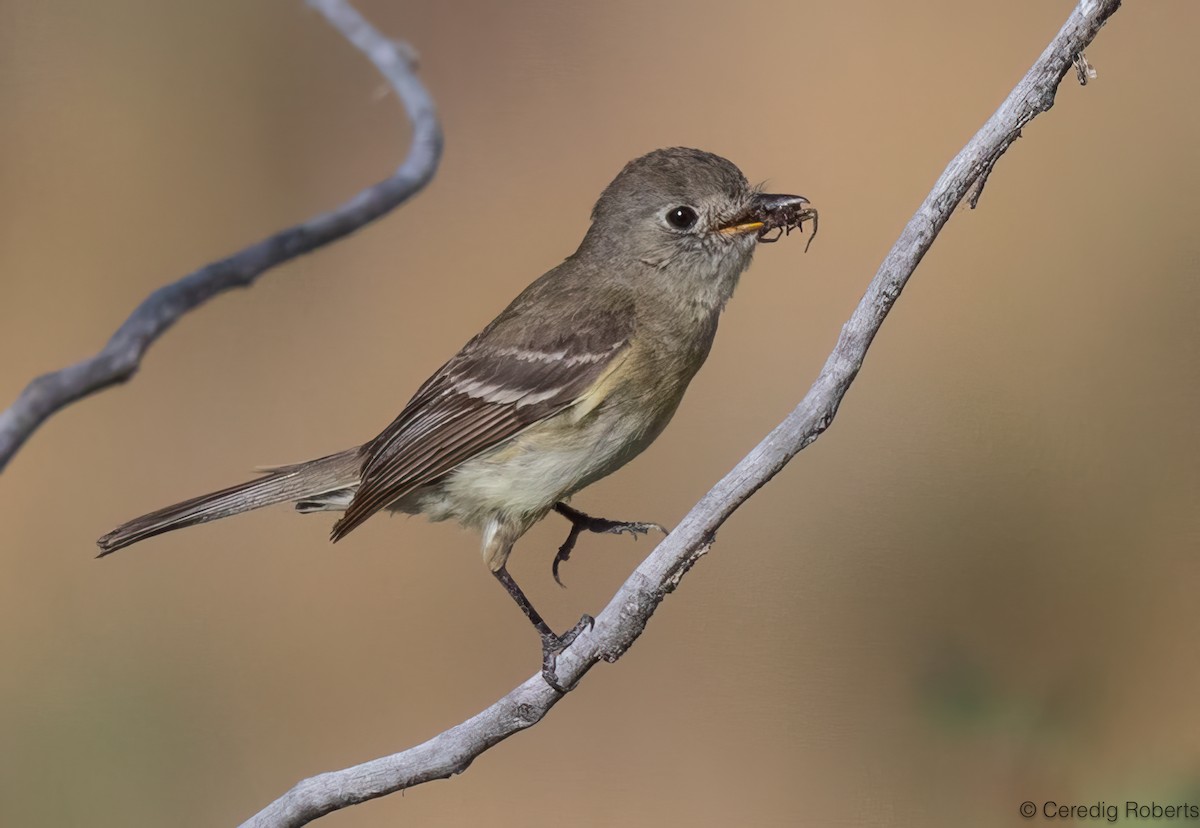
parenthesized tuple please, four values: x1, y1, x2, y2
(582, 147, 813, 314)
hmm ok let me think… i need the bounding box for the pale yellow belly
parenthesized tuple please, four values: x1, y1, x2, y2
(399, 376, 681, 532)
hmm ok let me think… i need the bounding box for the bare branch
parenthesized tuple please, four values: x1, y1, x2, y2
(0, 0, 442, 473)
(241, 0, 1122, 825)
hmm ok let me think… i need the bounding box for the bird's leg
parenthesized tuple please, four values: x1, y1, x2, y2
(492, 565, 592, 693)
(551, 502, 668, 587)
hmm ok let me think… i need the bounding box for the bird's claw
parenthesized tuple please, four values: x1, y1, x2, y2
(540, 613, 594, 692)
(552, 502, 669, 588)
(605, 520, 667, 540)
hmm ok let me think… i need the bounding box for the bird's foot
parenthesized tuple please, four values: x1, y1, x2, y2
(540, 613, 594, 692)
(552, 503, 668, 587)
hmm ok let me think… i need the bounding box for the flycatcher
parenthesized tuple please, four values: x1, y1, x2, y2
(98, 147, 815, 690)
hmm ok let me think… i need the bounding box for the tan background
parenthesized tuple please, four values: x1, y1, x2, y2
(1, 2, 1197, 826)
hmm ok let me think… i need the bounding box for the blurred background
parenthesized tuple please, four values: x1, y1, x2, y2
(1, 1, 1197, 826)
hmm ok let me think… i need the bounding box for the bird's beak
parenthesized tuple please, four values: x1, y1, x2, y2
(718, 193, 811, 238)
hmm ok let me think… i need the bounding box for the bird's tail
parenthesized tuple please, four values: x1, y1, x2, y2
(96, 447, 363, 556)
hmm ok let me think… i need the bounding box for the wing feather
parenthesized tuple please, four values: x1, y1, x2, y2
(331, 299, 633, 541)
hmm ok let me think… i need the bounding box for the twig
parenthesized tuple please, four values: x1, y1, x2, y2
(240, 0, 1122, 825)
(0, 0, 442, 473)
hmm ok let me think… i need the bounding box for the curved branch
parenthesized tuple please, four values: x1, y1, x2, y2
(0, 0, 442, 473)
(241, 1, 1122, 825)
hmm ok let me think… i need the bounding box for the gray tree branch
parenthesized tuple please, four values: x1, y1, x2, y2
(241, 1, 1123, 826)
(0, 0, 442, 473)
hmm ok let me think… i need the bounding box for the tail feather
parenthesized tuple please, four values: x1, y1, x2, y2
(97, 448, 362, 555)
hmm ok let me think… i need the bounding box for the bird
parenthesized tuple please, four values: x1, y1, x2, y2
(97, 147, 815, 690)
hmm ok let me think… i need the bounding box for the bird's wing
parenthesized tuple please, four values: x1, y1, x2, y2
(331, 301, 634, 540)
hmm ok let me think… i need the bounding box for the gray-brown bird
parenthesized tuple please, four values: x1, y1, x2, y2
(98, 147, 815, 690)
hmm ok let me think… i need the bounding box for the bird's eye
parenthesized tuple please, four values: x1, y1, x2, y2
(665, 206, 698, 230)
